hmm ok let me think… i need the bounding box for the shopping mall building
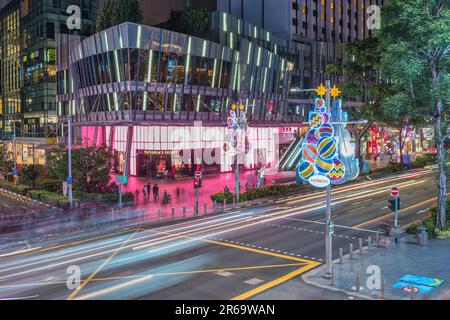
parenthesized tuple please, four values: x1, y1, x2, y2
(56, 13, 308, 179)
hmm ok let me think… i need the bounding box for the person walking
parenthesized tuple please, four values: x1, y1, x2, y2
(176, 187, 181, 202)
(146, 182, 151, 199)
(153, 183, 159, 201)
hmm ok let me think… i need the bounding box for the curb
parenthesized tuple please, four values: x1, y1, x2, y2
(0, 187, 61, 212)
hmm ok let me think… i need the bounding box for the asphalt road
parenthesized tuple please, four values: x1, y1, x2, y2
(0, 168, 440, 300)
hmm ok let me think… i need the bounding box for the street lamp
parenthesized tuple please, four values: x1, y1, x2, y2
(225, 102, 249, 202)
(59, 115, 73, 209)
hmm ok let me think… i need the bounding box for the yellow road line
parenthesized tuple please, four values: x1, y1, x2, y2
(0, 263, 306, 290)
(66, 229, 138, 300)
(231, 264, 319, 300)
(353, 194, 450, 228)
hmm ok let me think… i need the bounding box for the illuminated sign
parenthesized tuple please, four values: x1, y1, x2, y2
(308, 175, 331, 188)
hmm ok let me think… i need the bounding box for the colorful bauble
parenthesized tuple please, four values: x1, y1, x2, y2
(314, 98, 326, 111)
(315, 156, 333, 174)
(316, 124, 334, 139)
(327, 159, 346, 182)
(302, 144, 318, 163)
(309, 113, 323, 129)
(306, 129, 318, 144)
(317, 137, 337, 159)
(298, 161, 315, 180)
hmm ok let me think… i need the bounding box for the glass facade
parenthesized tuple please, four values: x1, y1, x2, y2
(57, 22, 294, 124)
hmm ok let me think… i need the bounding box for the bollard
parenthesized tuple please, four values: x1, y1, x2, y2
(204, 203, 207, 215)
(224, 199, 227, 209)
(233, 197, 236, 207)
(339, 248, 344, 264)
(359, 238, 363, 254)
(355, 272, 360, 292)
(380, 278, 385, 299)
(376, 232, 380, 246)
(331, 267, 336, 286)
(183, 207, 186, 219)
(349, 243, 354, 259)
(172, 208, 175, 220)
(368, 236, 372, 250)
(158, 208, 162, 223)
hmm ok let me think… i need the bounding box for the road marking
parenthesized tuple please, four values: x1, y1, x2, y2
(245, 278, 264, 285)
(67, 229, 138, 300)
(354, 194, 450, 228)
(231, 264, 318, 300)
(348, 207, 365, 213)
(0, 295, 39, 300)
(217, 271, 234, 277)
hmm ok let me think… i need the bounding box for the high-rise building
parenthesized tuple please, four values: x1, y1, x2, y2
(131, 0, 217, 26)
(0, 0, 99, 166)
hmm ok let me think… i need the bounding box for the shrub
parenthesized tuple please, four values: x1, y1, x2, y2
(28, 190, 48, 200)
(411, 153, 438, 168)
(35, 178, 62, 193)
(210, 192, 234, 204)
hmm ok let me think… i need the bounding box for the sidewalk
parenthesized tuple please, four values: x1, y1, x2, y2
(302, 235, 450, 300)
(121, 170, 296, 214)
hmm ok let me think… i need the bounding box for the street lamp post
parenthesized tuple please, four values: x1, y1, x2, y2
(60, 115, 73, 209)
(324, 80, 333, 279)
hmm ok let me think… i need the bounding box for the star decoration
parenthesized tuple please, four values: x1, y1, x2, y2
(315, 83, 327, 97)
(231, 103, 237, 110)
(330, 85, 341, 99)
(239, 104, 245, 111)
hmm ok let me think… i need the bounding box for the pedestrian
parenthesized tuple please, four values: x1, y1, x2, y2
(176, 187, 181, 201)
(153, 183, 159, 201)
(142, 187, 147, 198)
(224, 186, 230, 194)
(146, 182, 151, 198)
(134, 188, 140, 200)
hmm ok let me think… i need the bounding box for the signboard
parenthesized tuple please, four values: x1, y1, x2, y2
(195, 171, 202, 179)
(308, 175, 331, 188)
(67, 177, 73, 185)
(390, 186, 399, 197)
(115, 175, 128, 184)
(393, 275, 444, 294)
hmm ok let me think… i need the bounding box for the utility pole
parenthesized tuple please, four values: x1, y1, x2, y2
(324, 79, 333, 279)
(12, 118, 18, 186)
(235, 106, 240, 202)
(67, 115, 73, 209)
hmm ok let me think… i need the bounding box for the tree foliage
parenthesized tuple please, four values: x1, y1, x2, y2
(96, 0, 144, 32)
(377, 0, 450, 229)
(21, 165, 45, 188)
(46, 145, 113, 193)
(162, 8, 210, 38)
(326, 37, 390, 171)
(0, 145, 14, 176)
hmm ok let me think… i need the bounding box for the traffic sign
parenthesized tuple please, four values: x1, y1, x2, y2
(115, 175, 128, 184)
(195, 171, 202, 179)
(67, 176, 73, 185)
(390, 186, 399, 197)
(402, 286, 419, 293)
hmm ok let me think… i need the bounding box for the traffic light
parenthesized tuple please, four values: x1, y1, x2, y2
(194, 178, 201, 189)
(388, 198, 400, 211)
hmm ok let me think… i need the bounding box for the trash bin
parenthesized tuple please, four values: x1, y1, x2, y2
(417, 227, 428, 246)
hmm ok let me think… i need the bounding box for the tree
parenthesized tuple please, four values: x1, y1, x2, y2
(326, 37, 390, 173)
(162, 8, 210, 38)
(46, 145, 113, 193)
(96, 0, 143, 32)
(0, 145, 14, 176)
(377, 0, 450, 230)
(21, 165, 45, 188)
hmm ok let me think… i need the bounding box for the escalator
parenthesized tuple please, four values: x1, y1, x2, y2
(279, 137, 304, 171)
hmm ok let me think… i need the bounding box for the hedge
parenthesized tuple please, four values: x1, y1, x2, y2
(211, 183, 307, 204)
(35, 178, 62, 193)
